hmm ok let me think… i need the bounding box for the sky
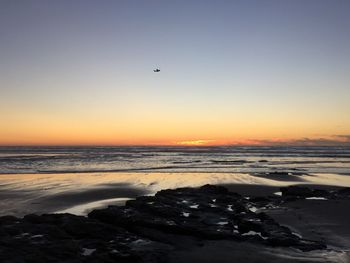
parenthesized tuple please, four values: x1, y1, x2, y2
(1, 0, 350, 146)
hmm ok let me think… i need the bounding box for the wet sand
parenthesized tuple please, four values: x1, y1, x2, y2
(268, 199, 350, 250)
(1, 172, 350, 217)
(167, 240, 350, 263)
(0, 183, 148, 216)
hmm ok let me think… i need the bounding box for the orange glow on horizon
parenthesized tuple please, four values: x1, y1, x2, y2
(175, 140, 215, 146)
(0, 135, 349, 147)
(0, 108, 349, 147)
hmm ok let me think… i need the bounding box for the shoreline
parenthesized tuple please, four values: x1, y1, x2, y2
(1, 171, 350, 217)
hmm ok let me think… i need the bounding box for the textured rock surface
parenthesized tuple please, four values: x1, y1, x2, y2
(89, 185, 326, 251)
(280, 185, 350, 200)
(1, 185, 349, 262)
(0, 213, 169, 263)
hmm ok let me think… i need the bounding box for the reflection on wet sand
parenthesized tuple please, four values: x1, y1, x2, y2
(55, 197, 132, 215)
(0, 172, 349, 216)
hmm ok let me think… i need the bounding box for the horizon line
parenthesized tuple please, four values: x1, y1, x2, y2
(0, 144, 349, 147)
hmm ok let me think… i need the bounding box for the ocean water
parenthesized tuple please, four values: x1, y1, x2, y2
(1, 146, 350, 216)
(0, 146, 350, 175)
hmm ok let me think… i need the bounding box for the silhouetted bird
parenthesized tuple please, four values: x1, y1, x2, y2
(153, 68, 160, 72)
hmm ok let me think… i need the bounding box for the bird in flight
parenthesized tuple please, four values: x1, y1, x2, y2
(153, 68, 160, 72)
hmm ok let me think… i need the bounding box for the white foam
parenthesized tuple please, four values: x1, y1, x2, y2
(189, 204, 199, 209)
(182, 212, 190, 217)
(306, 197, 327, 200)
(242, 231, 268, 240)
(249, 206, 258, 213)
(217, 221, 229, 225)
(82, 248, 96, 256)
(292, 232, 302, 238)
(227, 205, 233, 211)
(274, 191, 282, 196)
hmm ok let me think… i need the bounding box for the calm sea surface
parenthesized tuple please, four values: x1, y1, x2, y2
(0, 146, 350, 175)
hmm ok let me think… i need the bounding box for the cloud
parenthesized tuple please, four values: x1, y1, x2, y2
(247, 135, 350, 146)
(335, 135, 350, 141)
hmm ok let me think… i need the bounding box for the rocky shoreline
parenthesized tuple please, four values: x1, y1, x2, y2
(1, 184, 349, 262)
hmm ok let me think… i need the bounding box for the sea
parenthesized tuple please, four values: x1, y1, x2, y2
(1, 146, 350, 175)
(1, 146, 350, 216)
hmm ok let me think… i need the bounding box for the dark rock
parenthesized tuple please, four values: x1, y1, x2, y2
(1, 184, 335, 262)
(0, 212, 169, 263)
(199, 184, 230, 194)
(89, 185, 326, 251)
(0, 215, 18, 225)
(280, 186, 336, 200)
(337, 187, 350, 198)
(280, 186, 314, 198)
(311, 189, 330, 197)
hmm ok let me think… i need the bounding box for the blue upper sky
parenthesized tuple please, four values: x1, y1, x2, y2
(1, 0, 350, 145)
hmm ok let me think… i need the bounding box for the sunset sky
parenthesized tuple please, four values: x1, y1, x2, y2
(1, 0, 350, 146)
